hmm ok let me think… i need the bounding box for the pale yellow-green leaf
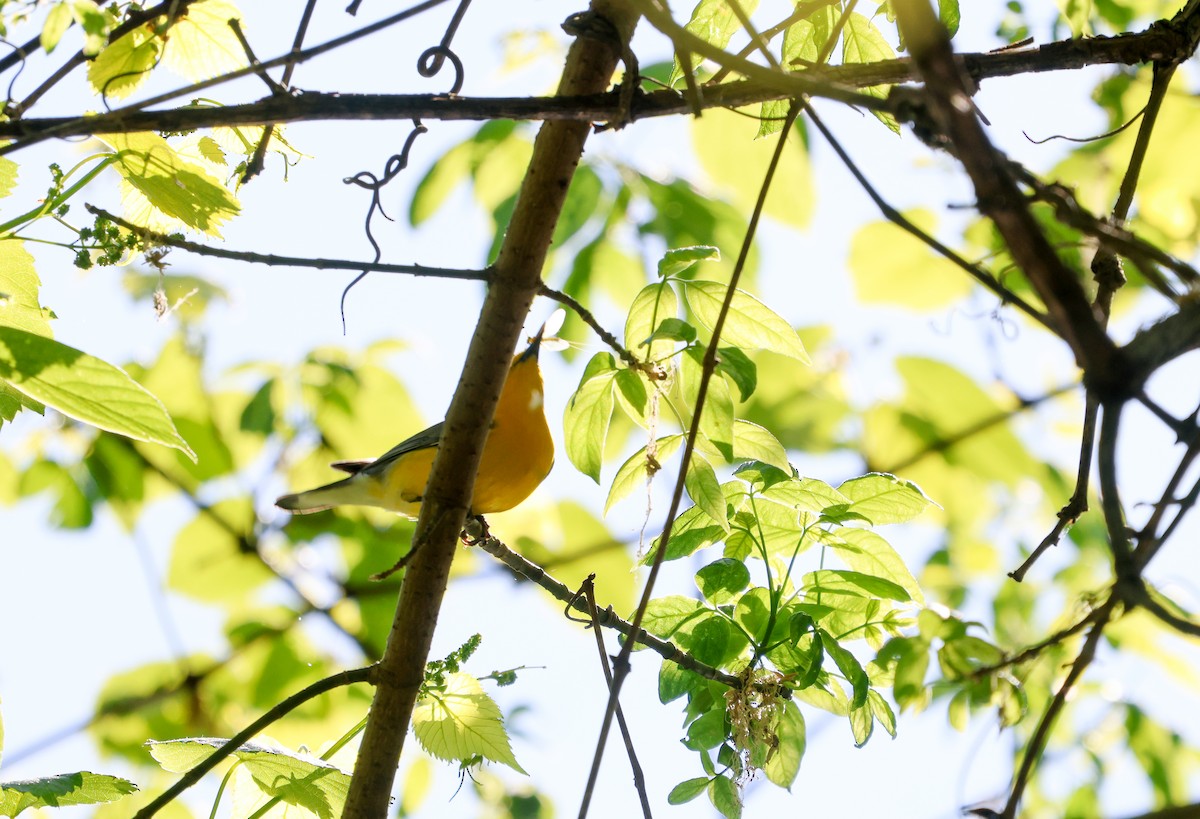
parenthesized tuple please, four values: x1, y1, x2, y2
(625, 282, 679, 364)
(606, 434, 685, 514)
(730, 420, 789, 471)
(849, 210, 974, 309)
(842, 14, 899, 132)
(763, 700, 805, 789)
(87, 26, 160, 101)
(827, 528, 925, 604)
(669, 0, 761, 87)
(684, 280, 810, 363)
(106, 131, 240, 237)
(0, 154, 16, 199)
(413, 672, 526, 774)
(692, 107, 814, 227)
(0, 240, 53, 338)
(0, 327, 193, 456)
(161, 0, 248, 81)
(167, 501, 273, 602)
(685, 454, 729, 532)
(41, 2, 74, 54)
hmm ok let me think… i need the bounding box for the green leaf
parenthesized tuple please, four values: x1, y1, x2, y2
(668, 777, 711, 804)
(0, 240, 53, 338)
(106, 131, 240, 237)
(88, 27, 160, 101)
(605, 434, 683, 514)
(848, 211, 974, 309)
(837, 473, 936, 525)
(849, 702, 874, 747)
(868, 689, 897, 738)
(160, 0, 248, 81)
(0, 327, 194, 457)
(625, 282, 679, 363)
(819, 628, 869, 708)
(0, 773, 137, 816)
(734, 587, 773, 643)
(804, 569, 911, 603)
(684, 280, 810, 363)
(646, 317, 698, 343)
(644, 502, 727, 563)
(614, 368, 649, 426)
(660, 660, 704, 704)
(564, 353, 617, 483)
(716, 346, 756, 401)
(658, 245, 720, 278)
(685, 454, 730, 532)
(413, 672, 526, 774)
(842, 13, 899, 133)
(685, 707, 727, 750)
(692, 107, 814, 227)
(41, 3, 75, 54)
(940, 0, 961, 37)
(826, 528, 924, 605)
(730, 421, 789, 472)
(669, 0, 760, 87)
(708, 773, 743, 819)
(642, 595, 708, 640)
(149, 737, 349, 818)
(0, 156, 17, 200)
(763, 700, 805, 788)
(168, 501, 272, 602)
(760, 9, 833, 135)
(695, 558, 750, 606)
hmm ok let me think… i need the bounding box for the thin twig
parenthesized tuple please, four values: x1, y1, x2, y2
(1000, 599, 1116, 818)
(85, 204, 489, 282)
(133, 665, 376, 819)
(805, 105, 1057, 334)
(473, 535, 738, 687)
(578, 576, 653, 819)
(578, 101, 799, 819)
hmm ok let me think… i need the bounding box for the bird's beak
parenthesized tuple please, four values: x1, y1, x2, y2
(518, 323, 545, 362)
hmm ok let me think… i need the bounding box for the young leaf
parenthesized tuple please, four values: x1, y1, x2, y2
(685, 707, 728, 750)
(868, 689, 898, 738)
(613, 368, 649, 426)
(564, 354, 618, 483)
(685, 454, 730, 531)
(826, 528, 925, 605)
(695, 558, 751, 606)
(733, 587, 773, 643)
(669, 0, 761, 87)
(160, 0, 249, 81)
(149, 737, 350, 816)
(842, 13, 900, 133)
(0, 773, 137, 816)
(106, 132, 240, 237)
(0, 327, 194, 458)
(658, 245, 720, 278)
(818, 628, 869, 708)
(605, 434, 684, 514)
(668, 777, 711, 804)
(849, 701, 875, 747)
(731, 421, 789, 472)
(41, 3, 75, 54)
(708, 773, 743, 819)
(0, 240, 53, 339)
(88, 27, 160, 101)
(804, 569, 910, 603)
(625, 282, 679, 363)
(413, 672, 526, 774)
(716, 346, 757, 401)
(837, 472, 936, 525)
(763, 700, 806, 789)
(684, 280, 810, 363)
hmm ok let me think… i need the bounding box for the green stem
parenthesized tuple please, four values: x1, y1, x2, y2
(0, 154, 116, 236)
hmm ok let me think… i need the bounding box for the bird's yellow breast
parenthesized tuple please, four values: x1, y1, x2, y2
(368, 355, 552, 516)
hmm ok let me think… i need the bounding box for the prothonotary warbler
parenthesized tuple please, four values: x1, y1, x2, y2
(276, 324, 554, 517)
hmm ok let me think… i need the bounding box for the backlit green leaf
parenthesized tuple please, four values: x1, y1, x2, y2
(161, 0, 248, 81)
(842, 13, 899, 132)
(838, 472, 936, 525)
(88, 26, 160, 101)
(827, 528, 924, 604)
(708, 773, 742, 819)
(0, 772, 137, 816)
(606, 434, 683, 514)
(668, 777, 711, 804)
(763, 700, 805, 788)
(0, 240, 53, 338)
(695, 558, 750, 606)
(659, 245, 720, 279)
(685, 454, 729, 531)
(669, 0, 761, 87)
(819, 628, 869, 708)
(40, 3, 74, 54)
(413, 672, 526, 774)
(848, 211, 974, 309)
(625, 282, 679, 363)
(564, 353, 617, 483)
(0, 327, 193, 457)
(684, 280, 810, 363)
(106, 131, 240, 237)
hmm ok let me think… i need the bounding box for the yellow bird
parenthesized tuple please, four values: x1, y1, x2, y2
(276, 326, 554, 517)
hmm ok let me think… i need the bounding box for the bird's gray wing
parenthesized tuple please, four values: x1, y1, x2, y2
(358, 421, 445, 477)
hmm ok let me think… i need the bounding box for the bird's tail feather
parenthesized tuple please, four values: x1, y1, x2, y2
(276, 476, 362, 514)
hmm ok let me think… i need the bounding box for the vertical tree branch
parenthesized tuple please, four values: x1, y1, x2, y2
(340, 3, 639, 815)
